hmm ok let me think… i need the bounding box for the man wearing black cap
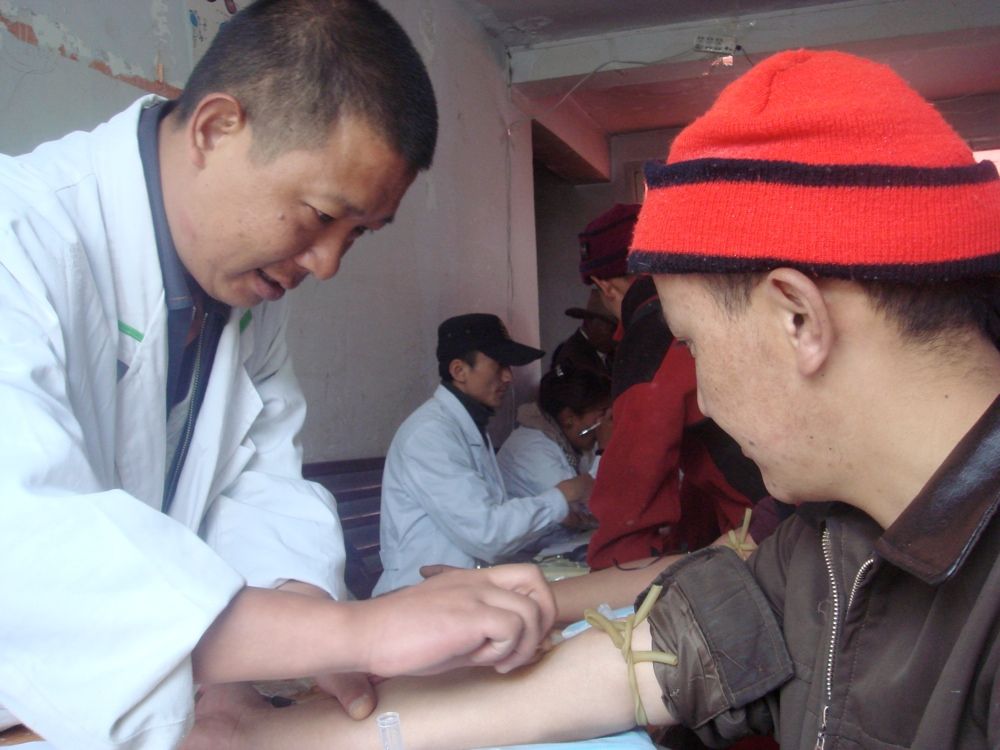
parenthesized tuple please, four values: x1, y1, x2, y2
(373, 313, 594, 595)
(551, 288, 617, 377)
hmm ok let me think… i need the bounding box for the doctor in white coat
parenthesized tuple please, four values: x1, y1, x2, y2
(0, 3, 557, 749)
(374, 314, 594, 594)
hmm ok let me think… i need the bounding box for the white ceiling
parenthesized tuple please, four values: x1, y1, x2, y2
(453, 0, 1000, 182)
(457, 0, 864, 46)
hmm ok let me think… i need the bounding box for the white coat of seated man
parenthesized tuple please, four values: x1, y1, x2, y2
(374, 313, 594, 594)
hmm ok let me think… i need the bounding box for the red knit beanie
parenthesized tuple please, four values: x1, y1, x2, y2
(628, 49, 1000, 281)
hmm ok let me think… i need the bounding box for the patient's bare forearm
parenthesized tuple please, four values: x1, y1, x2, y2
(229, 625, 676, 750)
(552, 555, 679, 625)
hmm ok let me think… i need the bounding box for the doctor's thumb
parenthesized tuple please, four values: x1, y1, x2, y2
(314, 672, 377, 720)
(419, 563, 462, 579)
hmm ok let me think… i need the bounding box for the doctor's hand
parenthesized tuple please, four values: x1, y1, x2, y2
(313, 672, 377, 719)
(361, 563, 555, 678)
(276, 581, 379, 720)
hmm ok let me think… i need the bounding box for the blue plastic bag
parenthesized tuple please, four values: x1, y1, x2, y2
(474, 728, 656, 749)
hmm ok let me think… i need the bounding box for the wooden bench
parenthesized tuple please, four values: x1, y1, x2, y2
(303, 457, 384, 599)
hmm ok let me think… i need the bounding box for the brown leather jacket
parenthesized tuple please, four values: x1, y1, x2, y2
(644, 396, 1000, 749)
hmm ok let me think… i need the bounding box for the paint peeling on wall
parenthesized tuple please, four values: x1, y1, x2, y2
(150, 0, 173, 50)
(419, 1, 436, 63)
(0, 2, 180, 97)
(0, 12, 35, 45)
(188, 0, 243, 63)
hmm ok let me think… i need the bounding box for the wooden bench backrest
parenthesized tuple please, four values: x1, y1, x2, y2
(303, 457, 384, 599)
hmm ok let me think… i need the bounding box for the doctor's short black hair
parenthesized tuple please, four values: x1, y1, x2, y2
(175, 0, 437, 170)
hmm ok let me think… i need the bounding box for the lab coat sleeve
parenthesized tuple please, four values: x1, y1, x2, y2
(497, 429, 576, 497)
(396, 420, 569, 562)
(199, 300, 348, 600)
(0, 227, 244, 749)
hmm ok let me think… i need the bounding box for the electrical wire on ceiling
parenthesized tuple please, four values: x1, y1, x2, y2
(499, 47, 702, 321)
(504, 47, 699, 139)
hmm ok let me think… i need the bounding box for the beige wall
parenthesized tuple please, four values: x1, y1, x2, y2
(534, 127, 682, 363)
(288, 0, 543, 458)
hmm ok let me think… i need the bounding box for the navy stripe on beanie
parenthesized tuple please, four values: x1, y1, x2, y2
(644, 158, 999, 190)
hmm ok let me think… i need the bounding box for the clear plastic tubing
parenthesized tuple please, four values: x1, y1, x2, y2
(376, 711, 405, 750)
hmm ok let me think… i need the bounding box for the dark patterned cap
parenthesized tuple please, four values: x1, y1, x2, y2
(436, 313, 544, 366)
(578, 203, 641, 284)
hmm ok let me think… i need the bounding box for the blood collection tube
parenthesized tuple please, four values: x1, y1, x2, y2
(376, 711, 405, 750)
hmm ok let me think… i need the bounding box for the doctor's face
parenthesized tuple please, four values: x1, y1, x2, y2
(179, 113, 415, 308)
(453, 352, 513, 410)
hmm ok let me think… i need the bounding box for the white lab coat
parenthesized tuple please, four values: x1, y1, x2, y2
(373, 385, 568, 594)
(497, 402, 601, 497)
(0, 98, 346, 749)
(496, 414, 600, 554)
(496, 426, 577, 497)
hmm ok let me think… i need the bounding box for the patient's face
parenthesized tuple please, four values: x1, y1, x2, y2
(654, 273, 801, 502)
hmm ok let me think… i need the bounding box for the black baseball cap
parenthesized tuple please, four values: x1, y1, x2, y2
(436, 313, 545, 367)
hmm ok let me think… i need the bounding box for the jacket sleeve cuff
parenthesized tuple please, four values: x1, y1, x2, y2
(638, 546, 792, 730)
(540, 486, 570, 520)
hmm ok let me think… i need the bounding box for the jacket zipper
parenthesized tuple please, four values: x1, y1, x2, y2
(163, 311, 208, 513)
(816, 527, 875, 750)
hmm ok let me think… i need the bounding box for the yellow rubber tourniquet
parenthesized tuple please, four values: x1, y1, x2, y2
(583, 584, 677, 726)
(584, 509, 753, 726)
(724, 508, 755, 560)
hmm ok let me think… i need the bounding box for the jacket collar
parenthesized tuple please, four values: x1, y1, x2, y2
(442, 381, 493, 438)
(620, 275, 658, 329)
(433, 384, 490, 447)
(876, 394, 1000, 585)
(86, 96, 174, 346)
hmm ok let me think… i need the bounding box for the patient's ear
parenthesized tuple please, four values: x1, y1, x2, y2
(762, 268, 833, 377)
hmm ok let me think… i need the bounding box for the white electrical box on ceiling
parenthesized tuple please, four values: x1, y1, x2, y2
(694, 34, 737, 54)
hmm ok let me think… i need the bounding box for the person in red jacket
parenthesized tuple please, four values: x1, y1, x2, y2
(578, 204, 778, 570)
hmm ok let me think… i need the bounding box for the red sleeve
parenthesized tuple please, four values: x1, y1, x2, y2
(586, 342, 697, 569)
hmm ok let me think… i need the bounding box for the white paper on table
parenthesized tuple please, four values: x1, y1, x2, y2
(534, 530, 593, 559)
